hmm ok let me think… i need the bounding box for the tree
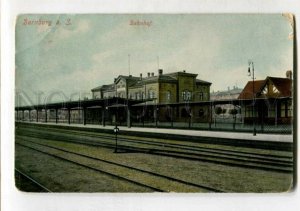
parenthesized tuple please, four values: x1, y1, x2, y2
(215, 107, 222, 115)
(221, 108, 227, 118)
(229, 108, 238, 116)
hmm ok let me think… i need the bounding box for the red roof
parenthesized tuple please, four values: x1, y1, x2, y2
(238, 80, 265, 99)
(238, 77, 292, 99)
(267, 77, 292, 97)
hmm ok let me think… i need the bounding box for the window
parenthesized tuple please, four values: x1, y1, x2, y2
(182, 90, 192, 101)
(186, 92, 191, 100)
(136, 92, 140, 100)
(199, 92, 203, 100)
(166, 91, 171, 101)
(151, 91, 155, 99)
(149, 90, 155, 99)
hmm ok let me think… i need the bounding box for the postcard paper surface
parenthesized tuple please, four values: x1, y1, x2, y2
(15, 14, 294, 193)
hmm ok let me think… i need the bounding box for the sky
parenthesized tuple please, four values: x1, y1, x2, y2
(15, 14, 293, 105)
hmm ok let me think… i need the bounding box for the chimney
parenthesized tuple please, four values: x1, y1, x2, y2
(140, 73, 142, 80)
(158, 69, 163, 75)
(286, 70, 292, 79)
(151, 72, 154, 77)
(147, 72, 150, 77)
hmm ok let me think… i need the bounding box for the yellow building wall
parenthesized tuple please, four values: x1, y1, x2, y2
(158, 83, 177, 103)
(177, 75, 196, 102)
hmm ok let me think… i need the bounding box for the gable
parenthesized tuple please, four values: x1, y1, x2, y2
(260, 80, 280, 96)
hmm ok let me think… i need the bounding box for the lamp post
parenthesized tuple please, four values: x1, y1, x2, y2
(248, 60, 256, 136)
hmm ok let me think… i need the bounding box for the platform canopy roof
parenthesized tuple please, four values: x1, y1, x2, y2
(15, 97, 146, 111)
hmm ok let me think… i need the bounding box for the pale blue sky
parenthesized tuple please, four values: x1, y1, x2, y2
(15, 14, 293, 104)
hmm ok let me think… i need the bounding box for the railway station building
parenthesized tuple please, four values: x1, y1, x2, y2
(91, 69, 212, 124)
(238, 71, 293, 125)
(15, 69, 293, 133)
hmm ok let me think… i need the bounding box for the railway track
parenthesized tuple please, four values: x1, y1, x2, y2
(16, 139, 222, 192)
(19, 125, 293, 159)
(15, 168, 52, 192)
(16, 127, 293, 173)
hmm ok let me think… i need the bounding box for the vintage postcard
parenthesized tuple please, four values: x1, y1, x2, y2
(15, 14, 294, 193)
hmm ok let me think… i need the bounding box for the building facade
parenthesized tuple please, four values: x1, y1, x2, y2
(238, 71, 292, 124)
(92, 69, 211, 103)
(91, 69, 212, 123)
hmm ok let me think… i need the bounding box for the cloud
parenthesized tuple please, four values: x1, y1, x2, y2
(92, 51, 113, 63)
(16, 14, 293, 104)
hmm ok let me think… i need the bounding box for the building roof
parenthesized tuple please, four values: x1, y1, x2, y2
(115, 75, 140, 84)
(210, 87, 242, 100)
(91, 83, 116, 92)
(238, 76, 292, 99)
(164, 71, 198, 79)
(91, 85, 103, 91)
(196, 79, 212, 85)
(238, 80, 267, 99)
(266, 77, 292, 97)
(91, 70, 211, 91)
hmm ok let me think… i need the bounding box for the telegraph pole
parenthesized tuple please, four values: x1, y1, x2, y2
(248, 60, 256, 136)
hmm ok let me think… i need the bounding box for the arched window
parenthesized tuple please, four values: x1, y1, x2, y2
(199, 92, 203, 100)
(166, 91, 171, 101)
(182, 90, 192, 101)
(149, 90, 155, 99)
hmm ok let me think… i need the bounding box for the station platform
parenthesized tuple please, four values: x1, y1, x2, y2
(17, 121, 293, 144)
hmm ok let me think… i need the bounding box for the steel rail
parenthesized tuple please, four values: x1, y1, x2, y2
(17, 139, 224, 193)
(15, 168, 52, 192)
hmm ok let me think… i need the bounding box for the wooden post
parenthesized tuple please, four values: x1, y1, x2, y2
(45, 109, 47, 123)
(102, 107, 106, 127)
(83, 107, 86, 125)
(127, 105, 131, 128)
(68, 108, 71, 124)
(36, 109, 39, 122)
(55, 108, 58, 124)
(171, 106, 174, 128)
